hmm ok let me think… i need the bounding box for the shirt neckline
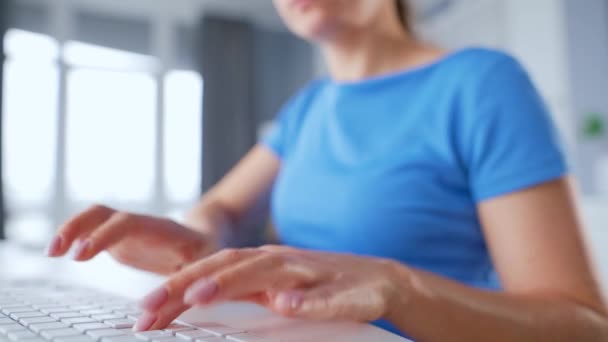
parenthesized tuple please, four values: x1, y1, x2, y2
(326, 48, 470, 91)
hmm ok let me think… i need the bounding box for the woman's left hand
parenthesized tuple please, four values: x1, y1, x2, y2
(134, 245, 405, 331)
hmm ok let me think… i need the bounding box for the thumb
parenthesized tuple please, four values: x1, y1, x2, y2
(272, 285, 342, 320)
(272, 283, 386, 322)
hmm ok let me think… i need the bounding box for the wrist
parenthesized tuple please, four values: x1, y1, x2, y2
(380, 259, 418, 323)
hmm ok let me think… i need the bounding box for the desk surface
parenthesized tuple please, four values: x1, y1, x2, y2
(0, 243, 410, 342)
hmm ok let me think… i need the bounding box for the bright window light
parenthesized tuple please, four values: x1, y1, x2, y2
(66, 69, 157, 202)
(164, 70, 203, 202)
(5, 214, 53, 247)
(4, 29, 59, 60)
(2, 60, 59, 206)
(64, 40, 160, 71)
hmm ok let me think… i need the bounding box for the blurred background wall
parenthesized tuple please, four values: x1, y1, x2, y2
(1, 0, 607, 287)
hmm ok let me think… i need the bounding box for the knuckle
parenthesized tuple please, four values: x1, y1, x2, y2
(165, 276, 187, 294)
(89, 204, 112, 214)
(260, 245, 294, 253)
(218, 248, 242, 262)
(213, 272, 233, 288)
(111, 211, 132, 223)
(262, 252, 286, 268)
(259, 244, 281, 252)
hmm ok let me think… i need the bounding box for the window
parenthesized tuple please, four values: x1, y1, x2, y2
(2, 10, 203, 247)
(3, 29, 59, 245)
(164, 70, 203, 204)
(66, 68, 157, 202)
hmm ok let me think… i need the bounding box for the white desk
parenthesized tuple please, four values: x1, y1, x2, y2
(0, 243, 410, 342)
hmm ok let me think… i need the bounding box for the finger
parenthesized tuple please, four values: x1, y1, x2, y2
(48, 205, 115, 257)
(184, 253, 320, 305)
(134, 300, 189, 332)
(139, 248, 260, 312)
(72, 211, 136, 261)
(259, 245, 299, 253)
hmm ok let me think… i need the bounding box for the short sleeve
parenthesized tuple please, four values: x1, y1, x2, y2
(261, 112, 287, 157)
(260, 81, 323, 159)
(461, 55, 568, 202)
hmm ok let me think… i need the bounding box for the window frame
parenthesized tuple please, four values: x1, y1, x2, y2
(3, 0, 203, 244)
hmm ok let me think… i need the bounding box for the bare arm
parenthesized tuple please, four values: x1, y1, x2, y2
(184, 145, 281, 246)
(386, 178, 608, 341)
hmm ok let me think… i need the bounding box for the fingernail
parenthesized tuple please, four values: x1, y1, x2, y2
(139, 286, 169, 311)
(275, 291, 303, 313)
(72, 240, 91, 260)
(133, 311, 157, 332)
(45, 236, 63, 257)
(184, 279, 218, 305)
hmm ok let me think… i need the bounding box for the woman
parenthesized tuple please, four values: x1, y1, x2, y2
(47, 0, 608, 340)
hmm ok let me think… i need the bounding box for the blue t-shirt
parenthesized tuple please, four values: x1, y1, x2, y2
(262, 48, 566, 333)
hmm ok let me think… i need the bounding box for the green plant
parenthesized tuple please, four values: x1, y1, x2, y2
(582, 112, 605, 139)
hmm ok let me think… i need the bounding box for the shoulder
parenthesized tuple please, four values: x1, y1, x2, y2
(437, 48, 531, 98)
(443, 48, 538, 108)
(271, 78, 327, 138)
(446, 47, 525, 77)
(275, 78, 328, 130)
(282, 79, 328, 112)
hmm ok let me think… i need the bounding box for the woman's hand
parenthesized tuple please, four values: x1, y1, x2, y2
(46, 205, 219, 275)
(134, 245, 404, 331)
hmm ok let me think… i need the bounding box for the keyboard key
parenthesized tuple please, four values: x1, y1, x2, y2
(55, 336, 97, 342)
(0, 319, 14, 325)
(7, 330, 38, 341)
(1, 307, 33, 315)
(150, 338, 183, 342)
(26, 300, 56, 306)
(103, 320, 134, 329)
(198, 326, 244, 337)
(175, 330, 213, 340)
(9, 311, 46, 320)
(226, 334, 273, 342)
(134, 331, 174, 340)
(30, 322, 69, 333)
(113, 310, 141, 318)
(31, 304, 63, 310)
(193, 338, 225, 342)
(51, 312, 85, 320)
(103, 306, 128, 313)
(0, 324, 27, 334)
(80, 310, 110, 316)
(40, 328, 82, 340)
(73, 323, 110, 332)
(0, 304, 25, 310)
(91, 315, 123, 322)
(41, 308, 72, 315)
(69, 306, 98, 312)
(115, 329, 134, 335)
(101, 336, 141, 342)
(86, 329, 126, 340)
(62, 318, 97, 326)
(162, 324, 192, 333)
(19, 316, 57, 326)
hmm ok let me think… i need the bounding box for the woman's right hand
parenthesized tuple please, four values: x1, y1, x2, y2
(46, 205, 219, 275)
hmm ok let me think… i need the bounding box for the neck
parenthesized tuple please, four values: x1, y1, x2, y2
(320, 26, 442, 82)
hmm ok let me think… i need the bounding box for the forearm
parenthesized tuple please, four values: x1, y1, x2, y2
(385, 263, 608, 341)
(185, 195, 238, 249)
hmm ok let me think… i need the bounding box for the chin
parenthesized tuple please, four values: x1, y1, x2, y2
(291, 12, 338, 41)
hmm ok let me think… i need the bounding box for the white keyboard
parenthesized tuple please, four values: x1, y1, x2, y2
(0, 280, 273, 342)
